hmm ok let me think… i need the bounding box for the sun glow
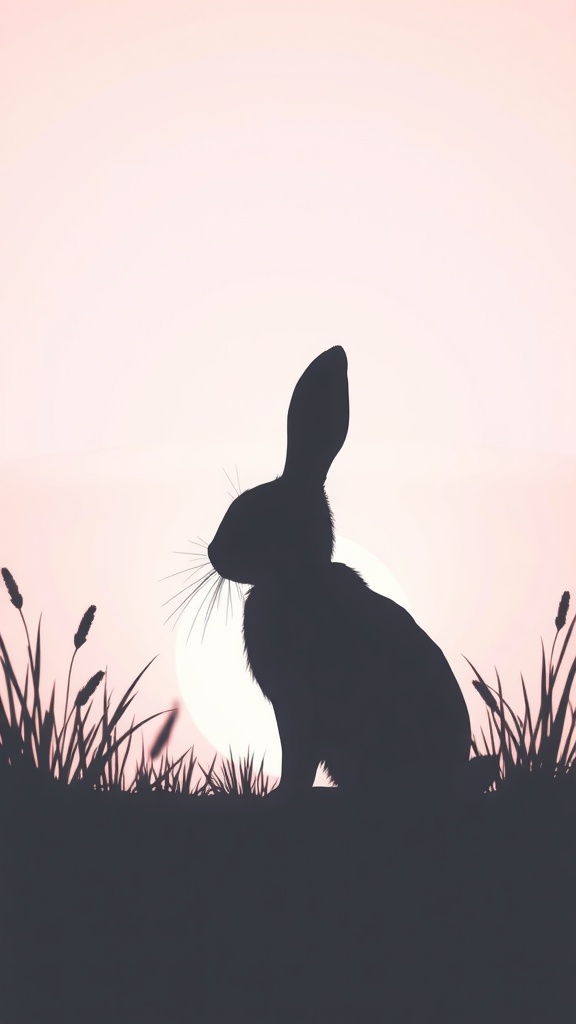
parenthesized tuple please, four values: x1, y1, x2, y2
(175, 534, 412, 776)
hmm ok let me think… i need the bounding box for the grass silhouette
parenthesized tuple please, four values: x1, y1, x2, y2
(0, 568, 178, 794)
(467, 591, 576, 790)
(1, 568, 575, 1023)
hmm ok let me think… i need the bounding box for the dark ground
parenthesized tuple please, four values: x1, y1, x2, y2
(1, 778, 574, 1024)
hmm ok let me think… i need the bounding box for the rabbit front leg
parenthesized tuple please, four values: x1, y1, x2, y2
(270, 690, 319, 796)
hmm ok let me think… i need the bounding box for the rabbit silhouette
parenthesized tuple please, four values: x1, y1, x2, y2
(208, 346, 471, 797)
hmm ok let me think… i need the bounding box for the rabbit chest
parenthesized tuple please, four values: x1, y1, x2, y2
(242, 582, 350, 707)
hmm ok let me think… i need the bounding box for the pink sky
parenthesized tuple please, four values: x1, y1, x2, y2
(1, 1, 575, 784)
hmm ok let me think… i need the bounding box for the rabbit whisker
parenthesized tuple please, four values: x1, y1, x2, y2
(187, 572, 222, 644)
(222, 466, 238, 496)
(170, 567, 220, 634)
(161, 567, 215, 608)
(163, 569, 217, 625)
(159, 561, 211, 582)
(202, 576, 225, 641)
(179, 538, 208, 556)
(169, 592, 197, 633)
(222, 465, 242, 498)
(172, 550, 210, 560)
(171, 554, 210, 568)
(207, 575, 230, 636)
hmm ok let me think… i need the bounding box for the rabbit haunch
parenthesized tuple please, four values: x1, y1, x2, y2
(208, 346, 471, 794)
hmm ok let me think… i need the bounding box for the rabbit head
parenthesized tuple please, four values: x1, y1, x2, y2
(208, 346, 349, 586)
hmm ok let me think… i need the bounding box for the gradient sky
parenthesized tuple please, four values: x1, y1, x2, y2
(1, 1, 575, 782)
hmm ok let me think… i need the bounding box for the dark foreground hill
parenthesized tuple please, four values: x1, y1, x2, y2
(1, 780, 574, 1024)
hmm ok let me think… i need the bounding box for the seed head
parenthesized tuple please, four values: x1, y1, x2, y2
(473, 678, 499, 714)
(555, 591, 570, 632)
(75, 670, 105, 708)
(1, 568, 23, 609)
(74, 606, 97, 649)
(150, 707, 179, 760)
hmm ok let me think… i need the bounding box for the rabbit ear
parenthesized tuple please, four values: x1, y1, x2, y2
(282, 346, 349, 485)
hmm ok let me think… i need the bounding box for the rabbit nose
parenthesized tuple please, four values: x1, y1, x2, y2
(208, 542, 224, 575)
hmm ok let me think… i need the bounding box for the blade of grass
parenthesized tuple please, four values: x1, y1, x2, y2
(0, 692, 22, 766)
(76, 708, 88, 778)
(17, 670, 30, 739)
(519, 673, 534, 750)
(17, 676, 35, 770)
(83, 708, 173, 788)
(107, 657, 158, 734)
(31, 614, 42, 739)
(23, 664, 42, 766)
(493, 670, 527, 763)
(559, 704, 576, 770)
(0, 638, 25, 735)
(565, 732, 576, 769)
(118, 716, 136, 789)
(61, 723, 81, 783)
(536, 639, 548, 755)
(37, 683, 56, 774)
(149, 749, 190, 790)
(550, 612, 576, 686)
(51, 720, 64, 780)
(112, 735, 119, 789)
(542, 654, 576, 776)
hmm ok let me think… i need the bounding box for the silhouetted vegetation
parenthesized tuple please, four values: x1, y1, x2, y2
(0, 568, 180, 793)
(468, 591, 576, 792)
(1, 570, 574, 1022)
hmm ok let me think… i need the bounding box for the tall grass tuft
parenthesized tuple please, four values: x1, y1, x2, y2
(0, 568, 187, 793)
(468, 590, 576, 791)
(199, 747, 272, 797)
(132, 734, 202, 795)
